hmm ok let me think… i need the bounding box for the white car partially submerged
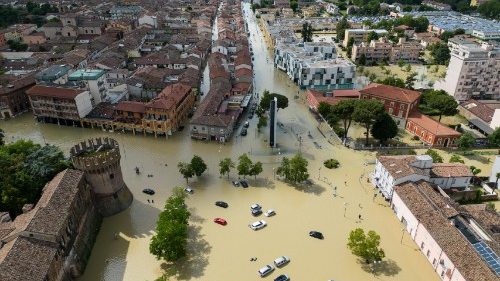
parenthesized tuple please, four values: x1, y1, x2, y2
(249, 220, 266, 230)
(257, 264, 274, 277)
(264, 209, 275, 217)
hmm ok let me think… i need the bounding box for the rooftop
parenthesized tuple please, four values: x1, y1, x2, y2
(407, 111, 462, 136)
(360, 83, 421, 104)
(68, 69, 105, 81)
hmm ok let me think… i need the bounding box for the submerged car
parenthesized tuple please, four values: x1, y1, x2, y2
(213, 218, 227, 225)
(309, 231, 324, 239)
(240, 180, 249, 188)
(258, 264, 274, 277)
(215, 201, 229, 208)
(184, 187, 193, 194)
(232, 180, 240, 187)
(249, 220, 266, 230)
(252, 209, 262, 216)
(250, 203, 262, 211)
(274, 274, 290, 281)
(142, 188, 155, 195)
(264, 209, 276, 217)
(274, 256, 290, 267)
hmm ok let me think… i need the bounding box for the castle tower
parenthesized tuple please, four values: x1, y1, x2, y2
(70, 137, 133, 217)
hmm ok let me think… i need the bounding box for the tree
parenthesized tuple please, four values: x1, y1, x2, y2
(405, 72, 417, 89)
(457, 132, 475, 149)
(488, 127, 500, 147)
(219, 158, 235, 179)
(371, 113, 398, 144)
(336, 17, 350, 41)
(425, 149, 443, 163)
(150, 187, 190, 262)
(425, 93, 458, 121)
(478, 0, 500, 20)
(331, 99, 357, 140)
(237, 153, 253, 178)
(366, 31, 378, 43)
(495, 172, 500, 188)
(276, 153, 309, 184)
(347, 228, 385, 264)
(376, 77, 405, 88)
(358, 53, 366, 65)
(257, 115, 267, 131)
(0, 140, 69, 218)
(353, 99, 385, 145)
(259, 90, 288, 110)
(346, 37, 355, 58)
(250, 161, 263, 180)
(190, 155, 207, 177)
(177, 162, 194, 184)
(449, 154, 465, 164)
(470, 166, 481, 176)
(290, 0, 298, 12)
(0, 128, 4, 146)
(429, 42, 450, 65)
(318, 102, 332, 118)
(301, 22, 313, 42)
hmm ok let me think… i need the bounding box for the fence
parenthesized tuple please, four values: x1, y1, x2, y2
(352, 142, 432, 151)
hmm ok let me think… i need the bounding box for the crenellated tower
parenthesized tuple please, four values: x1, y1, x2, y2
(70, 137, 133, 217)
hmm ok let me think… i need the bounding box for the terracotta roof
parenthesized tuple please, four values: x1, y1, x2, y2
(235, 68, 252, 78)
(26, 85, 84, 99)
(115, 101, 146, 113)
(307, 89, 360, 106)
(360, 83, 421, 104)
(408, 112, 461, 136)
(460, 99, 495, 123)
(394, 181, 499, 281)
(431, 163, 474, 178)
(377, 155, 429, 180)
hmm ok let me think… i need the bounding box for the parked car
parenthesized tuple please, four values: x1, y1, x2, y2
(252, 209, 262, 216)
(249, 220, 267, 230)
(232, 180, 240, 187)
(273, 256, 290, 267)
(265, 209, 276, 217)
(142, 188, 155, 195)
(215, 201, 229, 208)
(241, 129, 247, 136)
(213, 218, 227, 225)
(250, 204, 262, 211)
(244, 121, 250, 128)
(274, 274, 290, 281)
(258, 264, 274, 277)
(240, 180, 249, 188)
(184, 187, 193, 194)
(309, 231, 324, 239)
(248, 114, 254, 119)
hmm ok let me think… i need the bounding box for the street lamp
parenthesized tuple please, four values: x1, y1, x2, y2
(344, 202, 348, 217)
(318, 167, 322, 180)
(273, 167, 276, 180)
(400, 228, 405, 244)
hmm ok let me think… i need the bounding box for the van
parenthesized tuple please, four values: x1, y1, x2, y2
(273, 256, 290, 267)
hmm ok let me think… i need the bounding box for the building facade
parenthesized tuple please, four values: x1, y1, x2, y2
(342, 29, 388, 46)
(0, 74, 35, 119)
(435, 41, 500, 101)
(406, 112, 462, 147)
(352, 38, 423, 64)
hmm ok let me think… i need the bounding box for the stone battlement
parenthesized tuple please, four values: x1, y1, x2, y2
(70, 137, 121, 172)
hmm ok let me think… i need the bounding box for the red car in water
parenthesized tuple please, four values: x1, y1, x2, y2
(214, 218, 227, 225)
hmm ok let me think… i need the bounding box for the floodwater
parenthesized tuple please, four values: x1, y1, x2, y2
(0, 4, 439, 281)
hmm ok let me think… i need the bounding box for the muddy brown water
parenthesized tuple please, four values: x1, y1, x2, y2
(0, 4, 439, 281)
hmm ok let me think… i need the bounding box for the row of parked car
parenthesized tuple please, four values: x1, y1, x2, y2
(258, 256, 291, 279)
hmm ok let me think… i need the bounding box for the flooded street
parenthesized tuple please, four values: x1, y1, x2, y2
(0, 4, 439, 281)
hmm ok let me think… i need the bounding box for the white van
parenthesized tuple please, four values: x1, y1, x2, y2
(258, 265, 274, 277)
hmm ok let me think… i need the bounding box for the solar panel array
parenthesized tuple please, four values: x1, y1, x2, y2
(473, 241, 500, 276)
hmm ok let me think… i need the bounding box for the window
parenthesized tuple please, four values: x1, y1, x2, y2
(110, 174, 114, 179)
(390, 102, 395, 107)
(426, 250, 430, 257)
(433, 258, 437, 266)
(420, 242, 425, 249)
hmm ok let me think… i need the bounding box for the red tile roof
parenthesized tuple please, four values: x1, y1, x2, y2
(115, 101, 146, 113)
(26, 85, 83, 99)
(235, 68, 252, 78)
(460, 99, 494, 123)
(360, 83, 421, 103)
(408, 112, 461, 136)
(431, 163, 473, 178)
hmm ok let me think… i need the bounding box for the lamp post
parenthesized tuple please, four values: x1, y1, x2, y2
(273, 167, 276, 180)
(400, 228, 405, 244)
(318, 167, 322, 180)
(344, 202, 348, 217)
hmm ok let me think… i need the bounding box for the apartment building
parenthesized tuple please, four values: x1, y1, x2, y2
(0, 74, 35, 119)
(435, 40, 500, 101)
(342, 29, 388, 46)
(68, 69, 107, 105)
(27, 85, 93, 125)
(275, 42, 355, 90)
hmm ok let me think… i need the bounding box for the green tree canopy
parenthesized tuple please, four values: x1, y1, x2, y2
(353, 99, 385, 145)
(190, 155, 207, 177)
(347, 228, 385, 264)
(336, 17, 350, 41)
(237, 153, 253, 178)
(318, 102, 332, 118)
(0, 140, 69, 217)
(0, 128, 4, 146)
(488, 127, 500, 147)
(301, 22, 313, 42)
(250, 161, 263, 180)
(457, 132, 475, 149)
(259, 90, 289, 110)
(449, 154, 465, 164)
(150, 187, 190, 262)
(366, 31, 379, 42)
(332, 99, 358, 140)
(276, 153, 309, 184)
(219, 157, 235, 179)
(424, 91, 458, 121)
(257, 115, 268, 131)
(425, 149, 443, 163)
(478, 0, 500, 20)
(371, 113, 398, 144)
(376, 77, 405, 88)
(429, 42, 450, 65)
(405, 72, 417, 90)
(177, 162, 194, 184)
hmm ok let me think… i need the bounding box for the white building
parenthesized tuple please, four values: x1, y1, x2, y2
(274, 42, 356, 90)
(326, 4, 339, 14)
(68, 69, 107, 105)
(372, 155, 473, 199)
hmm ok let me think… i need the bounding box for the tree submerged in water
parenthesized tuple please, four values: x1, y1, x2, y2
(150, 187, 190, 262)
(347, 228, 385, 264)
